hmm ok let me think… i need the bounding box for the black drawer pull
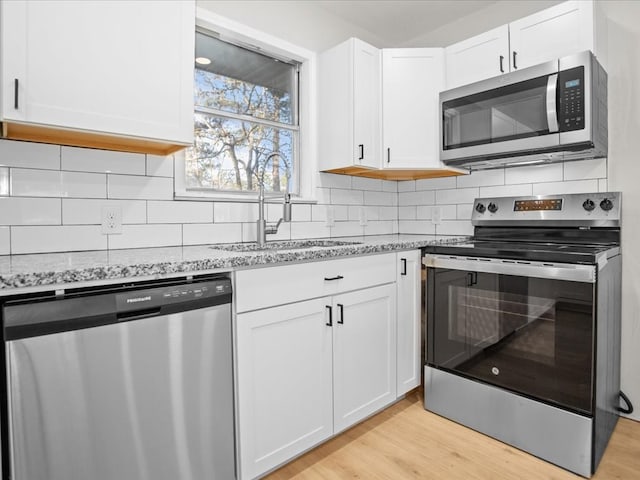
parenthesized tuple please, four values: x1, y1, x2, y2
(401, 258, 407, 276)
(337, 303, 344, 324)
(326, 305, 333, 326)
(324, 275, 344, 281)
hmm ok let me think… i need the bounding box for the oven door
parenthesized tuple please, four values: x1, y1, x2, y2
(424, 255, 596, 415)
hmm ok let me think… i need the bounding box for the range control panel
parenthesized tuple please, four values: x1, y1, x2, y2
(472, 192, 621, 227)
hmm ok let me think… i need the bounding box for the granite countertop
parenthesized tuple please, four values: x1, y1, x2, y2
(0, 234, 467, 294)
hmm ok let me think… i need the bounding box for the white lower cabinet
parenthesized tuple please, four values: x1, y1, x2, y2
(396, 250, 422, 396)
(235, 254, 398, 479)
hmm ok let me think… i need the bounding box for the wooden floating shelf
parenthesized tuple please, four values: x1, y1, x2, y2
(322, 166, 467, 181)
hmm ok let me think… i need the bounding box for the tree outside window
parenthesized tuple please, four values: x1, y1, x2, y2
(186, 32, 299, 194)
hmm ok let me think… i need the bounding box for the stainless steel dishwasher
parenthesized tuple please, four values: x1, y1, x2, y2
(1, 275, 235, 480)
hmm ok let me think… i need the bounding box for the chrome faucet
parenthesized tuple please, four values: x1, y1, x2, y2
(255, 152, 292, 247)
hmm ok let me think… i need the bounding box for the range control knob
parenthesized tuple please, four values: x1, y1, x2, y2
(487, 202, 498, 213)
(475, 203, 486, 214)
(582, 199, 596, 211)
(600, 198, 614, 211)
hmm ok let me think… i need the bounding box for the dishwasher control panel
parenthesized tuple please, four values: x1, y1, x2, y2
(116, 278, 232, 313)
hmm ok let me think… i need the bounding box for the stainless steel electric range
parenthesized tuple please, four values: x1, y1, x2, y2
(423, 192, 622, 478)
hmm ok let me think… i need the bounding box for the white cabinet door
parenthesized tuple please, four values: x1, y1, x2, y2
(318, 38, 380, 172)
(382, 48, 444, 169)
(396, 250, 422, 396)
(509, 1, 594, 71)
(445, 25, 510, 89)
(332, 284, 396, 433)
(353, 39, 382, 169)
(1, 0, 194, 147)
(236, 298, 333, 480)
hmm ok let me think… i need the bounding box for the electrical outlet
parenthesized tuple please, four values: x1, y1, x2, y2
(325, 206, 335, 227)
(359, 206, 368, 227)
(101, 206, 123, 234)
(432, 206, 442, 225)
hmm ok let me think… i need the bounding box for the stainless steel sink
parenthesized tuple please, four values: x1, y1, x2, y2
(210, 240, 362, 252)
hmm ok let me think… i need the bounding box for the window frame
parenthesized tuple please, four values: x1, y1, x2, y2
(174, 8, 318, 203)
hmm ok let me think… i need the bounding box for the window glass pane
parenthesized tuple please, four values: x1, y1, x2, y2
(186, 113, 294, 192)
(195, 32, 296, 125)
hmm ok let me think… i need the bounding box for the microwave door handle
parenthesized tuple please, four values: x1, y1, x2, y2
(546, 73, 559, 133)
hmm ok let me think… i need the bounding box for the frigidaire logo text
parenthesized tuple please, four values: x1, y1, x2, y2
(126, 296, 152, 304)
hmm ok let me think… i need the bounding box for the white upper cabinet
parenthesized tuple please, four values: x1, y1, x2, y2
(0, 0, 194, 155)
(444, 0, 595, 90)
(382, 48, 445, 169)
(509, 0, 594, 70)
(319, 38, 381, 172)
(445, 25, 510, 90)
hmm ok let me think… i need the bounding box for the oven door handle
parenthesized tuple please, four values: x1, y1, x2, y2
(423, 254, 596, 283)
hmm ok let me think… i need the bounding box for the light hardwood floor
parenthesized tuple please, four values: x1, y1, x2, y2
(266, 389, 640, 479)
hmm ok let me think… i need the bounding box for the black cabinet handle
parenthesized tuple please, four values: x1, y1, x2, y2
(326, 305, 333, 326)
(499, 55, 504, 73)
(337, 303, 344, 324)
(14, 78, 19, 109)
(324, 275, 344, 281)
(358, 144, 364, 160)
(401, 258, 407, 276)
(512, 51, 518, 70)
(387, 147, 391, 163)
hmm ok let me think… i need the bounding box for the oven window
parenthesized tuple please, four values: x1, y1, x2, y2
(443, 74, 550, 150)
(428, 269, 594, 414)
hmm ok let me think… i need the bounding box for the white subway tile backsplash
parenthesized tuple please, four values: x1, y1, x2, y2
(417, 205, 456, 220)
(532, 180, 599, 195)
(214, 203, 257, 223)
(352, 177, 382, 191)
(331, 221, 363, 237)
(11, 225, 107, 254)
(364, 190, 397, 206)
(108, 175, 173, 200)
(291, 204, 312, 222)
(183, 223, 242, 245)
(416, 176, 457, 191)
(399, 206, 417, 220)
(318, 173, 351, 189)
(563, 158, 607, 181)
(62, 199, 146, 225)
(147, 201, 213, 224)
(436, 220, 474, 236)
(504, 163, 563, 185)
(11, 169, 106, 198)
(62, 146, 145, 175)
(479, 184, 533, 198)
(397, 180, 416, 192)
(399, 190, 435, 206)
(456, 169, 504, 188)
(457, 204, 473, 220)
(0, 197, 60, 225)
(436, 187, 479, 205)
(382, 180, 397, 193)
(146, 155, 174, 177)
(331, 188, 364, 205)
(108, 224, 182, 250)
(365, 221, 395, 235)
(315, 187, 331, 204)
(0, 140, 60, 170)
(0, 227, 9, 254)
(290, 222, 330, 239)
(0, 167, 9, 195)
(398, 220, 435, 235)
(379, 206, 397, 221)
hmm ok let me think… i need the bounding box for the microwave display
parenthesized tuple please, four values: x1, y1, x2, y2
(558, 66, 585, 131)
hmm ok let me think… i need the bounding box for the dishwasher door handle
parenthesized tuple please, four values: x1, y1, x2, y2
(117, 307, 162, 322)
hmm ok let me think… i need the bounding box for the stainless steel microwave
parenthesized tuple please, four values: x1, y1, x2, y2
(440, 51, 607, 170)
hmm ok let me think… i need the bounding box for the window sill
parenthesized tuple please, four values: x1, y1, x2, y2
(174, 191, 318, 204)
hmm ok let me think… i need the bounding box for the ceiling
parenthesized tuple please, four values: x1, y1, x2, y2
(309, 0, 501, 45)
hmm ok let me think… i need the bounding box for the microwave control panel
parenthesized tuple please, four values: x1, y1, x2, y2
(558, 66, 585, 132)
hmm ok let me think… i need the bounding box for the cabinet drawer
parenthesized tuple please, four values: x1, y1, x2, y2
(235, 253, 396, 313)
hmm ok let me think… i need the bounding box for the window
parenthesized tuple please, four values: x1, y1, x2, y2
(185, 30, 300, 195)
